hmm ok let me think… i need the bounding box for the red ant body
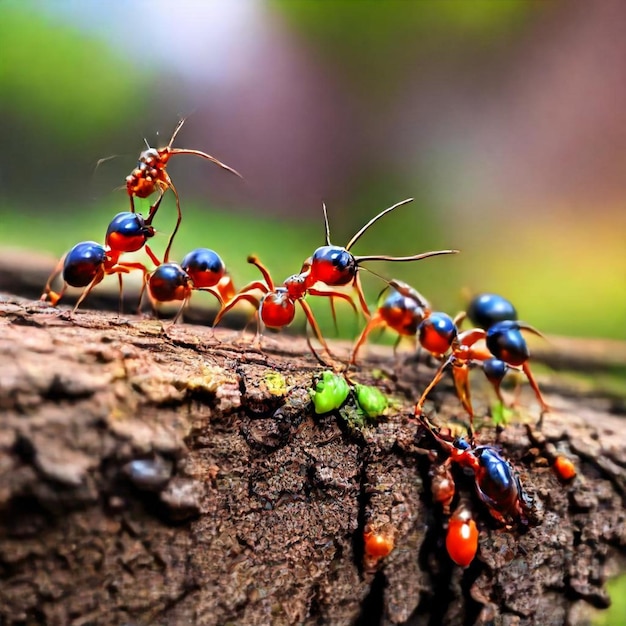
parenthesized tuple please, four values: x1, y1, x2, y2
(41, 208, 159, 312)
(298, 199, 458, 321)
(213, 255, 357, 356)
(126, 119, 242, 261)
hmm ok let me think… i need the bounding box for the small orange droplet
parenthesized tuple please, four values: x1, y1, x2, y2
(553, 455, 576, 481)
(364, 532, 394, 559)
(446, 508, 478, 568)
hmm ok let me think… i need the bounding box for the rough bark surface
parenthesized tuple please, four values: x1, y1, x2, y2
(0, 293, 624, 626)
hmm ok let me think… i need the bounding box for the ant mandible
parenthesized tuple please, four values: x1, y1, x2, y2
(213, 255, 357, 358)
(126, 118, 242, 262)
(298, 198, 458, 321)
(41, 200, 161, 313)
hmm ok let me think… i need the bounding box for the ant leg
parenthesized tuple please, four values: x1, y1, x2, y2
(145, 191, 166, 226)
(353, 272, 371, 319)
(349, 313, 385, 365)
(522, 362, 550, 415)
(144, 245, 161, 267)
(170, 296, 189, 326)
(451, 364, 475, 437)
(40, 254, 67, 304)
(414, 357, 453, 418)
(117, 274, 124, 315)
(72, 268, 106, 313)
(162, 181, 182, 263)
(213, 292, 262, 327)
(298, 299, 334, 359)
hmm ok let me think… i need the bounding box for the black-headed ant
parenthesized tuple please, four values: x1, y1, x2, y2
(126, 118, 242, 261)
(213, 255, 357, 357)
(145, 248, 235, 324)
(41, 206, 159, 313)
(420, 418, 535, 528)
(298, 198, 458, 321)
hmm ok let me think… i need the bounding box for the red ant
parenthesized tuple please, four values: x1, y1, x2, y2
(126, 118, 242, 262)
(349, 280, 431, 364)
(213, 255, 357, 357)
(41, 199, 161, 313)
(145, 248, 235, 324)
(297, 198, 458, 322)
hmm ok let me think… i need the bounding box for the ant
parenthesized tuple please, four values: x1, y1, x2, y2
(145, 248, 235, 324)
(41, 202, 161, 313)
(213, 255, 357, 357)
(419, 417, 535, 529)
(125, 118, 242, 262)
(413, 313, 550, 435)
(349, 279, 431, 364)
(298, 198, 458, 322)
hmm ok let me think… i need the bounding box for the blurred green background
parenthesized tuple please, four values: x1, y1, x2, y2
(1, 0, 624, 343)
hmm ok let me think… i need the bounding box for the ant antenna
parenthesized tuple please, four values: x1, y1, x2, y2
(345, 198, 414, 252)
(167, 117, 187, 149)
(355, 249, 459, 264)
(322, 202, 331, 246)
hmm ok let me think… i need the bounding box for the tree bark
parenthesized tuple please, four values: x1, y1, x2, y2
(0, 293, 624, 626)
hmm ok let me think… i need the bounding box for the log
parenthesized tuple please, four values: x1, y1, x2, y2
(0, 292, 624, 626)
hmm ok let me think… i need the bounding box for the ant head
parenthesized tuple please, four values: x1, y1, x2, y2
(63, 241, 107, 287)
(138, 147, 161, 166)
(181, 248, 225, 288)
(148, 263, 192, 303)
(309, 245, 356, 287)
(259, 288, 296, 328)
(379, 288, 427, 336)
(106, 212, 155, 253)
(486, 321, 529, 366)
(482, 357, 509, 383)
(467, 293, 517, 330)
(418, 312, 457, 355)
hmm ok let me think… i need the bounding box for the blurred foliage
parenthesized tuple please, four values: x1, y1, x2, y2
(594, 574, 626, 625)
(0, 5, 149, 146)
(277, 0, 536, 91)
